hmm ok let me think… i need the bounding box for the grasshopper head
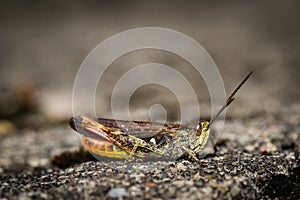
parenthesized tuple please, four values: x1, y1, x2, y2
(189, 71, 254, 155)
(191, 121, 210, 153)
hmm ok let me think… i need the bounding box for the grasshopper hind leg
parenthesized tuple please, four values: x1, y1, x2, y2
(125, 143, 140, 163)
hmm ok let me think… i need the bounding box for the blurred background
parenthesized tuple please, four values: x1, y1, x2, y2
(0, 0, 300, 129)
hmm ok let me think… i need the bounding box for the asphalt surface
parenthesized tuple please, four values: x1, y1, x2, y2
(0, 105, 299, 199)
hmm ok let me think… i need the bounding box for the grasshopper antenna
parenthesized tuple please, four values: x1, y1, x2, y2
(209, 70, 254, 126)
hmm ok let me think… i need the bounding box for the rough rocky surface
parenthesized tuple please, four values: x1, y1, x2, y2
(1, 106, 299, 199)
(1, 1, 300, 199)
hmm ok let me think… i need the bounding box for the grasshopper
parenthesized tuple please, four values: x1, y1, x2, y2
(70, 71, 253, 162)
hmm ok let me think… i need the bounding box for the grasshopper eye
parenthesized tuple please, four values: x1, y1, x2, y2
(195, 123, 202, 136)
(195, 121, 210, 136)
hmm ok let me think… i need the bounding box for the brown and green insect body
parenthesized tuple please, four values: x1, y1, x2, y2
(70, 71, 253, 162)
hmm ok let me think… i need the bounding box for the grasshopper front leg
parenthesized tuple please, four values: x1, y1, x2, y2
(182, 146, 201, 163)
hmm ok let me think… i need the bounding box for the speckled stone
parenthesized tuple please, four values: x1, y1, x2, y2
(0, 106, 299, 199)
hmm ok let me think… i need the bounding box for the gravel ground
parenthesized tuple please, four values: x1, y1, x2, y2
(1, 1, 300, 199)
(0, 105, 300, 199)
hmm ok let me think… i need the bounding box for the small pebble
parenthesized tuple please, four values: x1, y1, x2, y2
(108, 187, 127, 198)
